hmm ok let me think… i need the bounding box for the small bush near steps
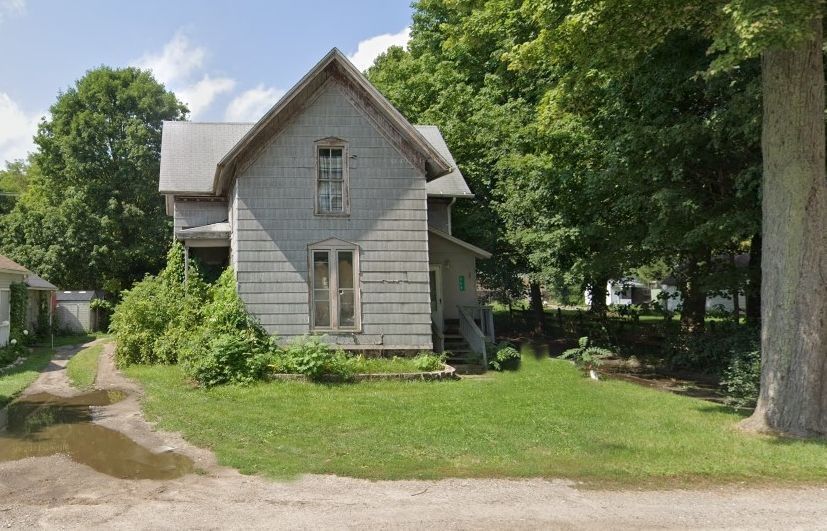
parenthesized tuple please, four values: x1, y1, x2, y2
(489, 343, 521, 371)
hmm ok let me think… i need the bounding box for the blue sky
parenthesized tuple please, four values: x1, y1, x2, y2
(0, 0, 414, 164)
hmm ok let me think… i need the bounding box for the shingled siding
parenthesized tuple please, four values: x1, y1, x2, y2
(173, 199, 229, 233)
(234, 82, 432, 349)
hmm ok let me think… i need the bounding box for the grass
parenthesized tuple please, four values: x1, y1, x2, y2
(0, 347, 53, 408)
(66, 344, 105, 389)
(34, 331, 108, 348)
(126, 350, 827, 487)
(347, 355, 441, 374)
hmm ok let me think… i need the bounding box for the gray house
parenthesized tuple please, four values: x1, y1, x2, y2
(159, 48, 493, 359)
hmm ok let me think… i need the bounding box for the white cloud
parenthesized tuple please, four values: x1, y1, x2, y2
(225, 86, 286, 122)
(134, 31, 205, 86)
(0, 92, 42, 164)
(177, 75, 236, 118)
(133, 31, 237, 119)
(0, 0, 26, 24)
(347, 27, 411, 71)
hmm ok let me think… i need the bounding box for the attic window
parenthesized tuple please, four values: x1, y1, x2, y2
(316, 143, 349, 216)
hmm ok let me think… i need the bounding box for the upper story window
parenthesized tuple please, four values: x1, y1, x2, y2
(316, 140, 349, 216)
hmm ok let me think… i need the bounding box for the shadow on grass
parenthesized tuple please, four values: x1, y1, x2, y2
(0, 348, 54, 408)
(34, 334, 97, 348)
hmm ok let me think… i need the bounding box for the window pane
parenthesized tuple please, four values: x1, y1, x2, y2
(339, 290, 354, 327)
(337, 251, 353, 289)
(313, 251, 329, 288)
(314, 301, 330, 327)
(318, 181, 331, 212)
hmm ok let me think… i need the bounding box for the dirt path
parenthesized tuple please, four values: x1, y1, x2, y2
(1, 344, 826, 530)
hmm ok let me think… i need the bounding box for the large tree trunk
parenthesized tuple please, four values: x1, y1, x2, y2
(743, 19, 827, 437)
(529, 281, 546, 335)
(745, 233, 762, 326)
(587, 278, 608, 318)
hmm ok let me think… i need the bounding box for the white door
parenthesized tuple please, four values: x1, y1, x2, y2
(429, 265, 443, 336)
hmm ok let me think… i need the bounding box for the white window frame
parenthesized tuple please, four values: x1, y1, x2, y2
(314, 138, 350, 217)
(308, 239, 361, 332)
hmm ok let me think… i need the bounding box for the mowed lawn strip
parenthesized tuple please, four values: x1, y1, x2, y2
(0, 348, 53, 407)
(125, 353, 827, 487)
(66, 344, 105, 389)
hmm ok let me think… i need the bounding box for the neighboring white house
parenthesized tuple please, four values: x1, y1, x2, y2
(158, 48, 493, 358)
(0, 255, 57, 347)
(585, 276, 746, 313)
(55, 291, 104, 334)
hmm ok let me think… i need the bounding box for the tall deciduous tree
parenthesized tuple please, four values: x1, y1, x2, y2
(0, 67, 186, 291)
(741, 13, 826, 437)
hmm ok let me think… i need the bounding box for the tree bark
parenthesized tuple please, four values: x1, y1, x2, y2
(679, 257, 707, 333)
(529, 281, 545, 335)
(743, 19, 827, 437)
(587, 278, 608, 318)
(745, 233, 762, 326)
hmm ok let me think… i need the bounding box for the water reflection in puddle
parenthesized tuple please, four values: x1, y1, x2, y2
(0, 390, 194, 479)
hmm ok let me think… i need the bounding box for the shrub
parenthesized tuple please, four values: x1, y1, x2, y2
(663, 323, 759, 375)
(0, 343, 26, 367)
(180, 333, 273, 387)
(560, 337, 613, 370)
(411, 352, 445, 372)
(276, 336, 353, 380)
(720, 348, 761, 408)
(489, 344, 521, 371)
(111, 242, 208, 366)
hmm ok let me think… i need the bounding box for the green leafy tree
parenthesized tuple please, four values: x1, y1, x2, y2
(0, 67, 187, 291)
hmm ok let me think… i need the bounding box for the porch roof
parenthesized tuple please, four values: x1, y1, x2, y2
(176, 222, 231, 241)
(428, 227, 492, 259)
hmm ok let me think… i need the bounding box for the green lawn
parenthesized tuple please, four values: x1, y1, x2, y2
(126, 352, 827, 487)
(34, 332, 108, 348)
(0, 348, 53, 407)
(66, 343, 105, 389)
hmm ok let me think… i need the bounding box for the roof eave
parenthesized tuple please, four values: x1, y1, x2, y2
(212, 48, 452, 194)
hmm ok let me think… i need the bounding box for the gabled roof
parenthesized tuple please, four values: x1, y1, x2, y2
(428, 227, 491, 259)
(56, 291, 103, 302)
(159, 122, 472, 198)
(26, 274, 57, 291)
(0, 255, 29, 275)
(414, 126, 473, 198)
(213, 48, 452, 195)
(159, 49, 473, 199)
(160, 122, 253, 194)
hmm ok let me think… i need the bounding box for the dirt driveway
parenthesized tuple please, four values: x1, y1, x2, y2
(0, 343, 825, 530)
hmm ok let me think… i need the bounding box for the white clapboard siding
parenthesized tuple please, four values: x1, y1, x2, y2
(234, 81, 431, 349)
(174, 200, 228, 232)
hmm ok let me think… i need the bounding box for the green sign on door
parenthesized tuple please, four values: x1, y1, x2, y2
(458, 275, 466, 292)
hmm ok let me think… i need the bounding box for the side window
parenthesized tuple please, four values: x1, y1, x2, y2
(309, 244, 359, 330)
(316, 145, 348, 215)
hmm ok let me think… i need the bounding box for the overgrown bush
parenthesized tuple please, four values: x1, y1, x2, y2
(489, 343, 521, 371)
(177, 269, 274, 387)
(720, 348, 761, 408)
(275, 336, 352, 380)
(663, 323, 759, 375)
(111, 242, 208, 366)
(9, 282, 29, 345)
(560, 337, 613, 370)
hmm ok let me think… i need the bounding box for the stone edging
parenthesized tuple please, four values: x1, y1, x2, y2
(266, 363, 458, 382)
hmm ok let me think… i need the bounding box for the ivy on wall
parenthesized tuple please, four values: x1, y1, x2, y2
(9, 282, 28, 344)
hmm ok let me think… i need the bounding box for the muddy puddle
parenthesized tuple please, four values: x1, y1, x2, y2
(0, 390, 194, 479)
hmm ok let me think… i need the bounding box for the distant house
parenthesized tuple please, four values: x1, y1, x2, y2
(0, 255, 57, 347)
(158, 48, 494, 358)
(55, 291, 104, 334)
